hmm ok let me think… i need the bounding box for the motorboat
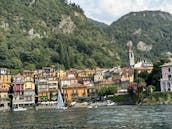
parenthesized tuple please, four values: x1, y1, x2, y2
(106, 100, 115, 106)
(13, 106, 27, 111)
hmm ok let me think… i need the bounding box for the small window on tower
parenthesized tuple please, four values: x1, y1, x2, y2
(169, 68, 171, 72)
(168, 75, 172, 80)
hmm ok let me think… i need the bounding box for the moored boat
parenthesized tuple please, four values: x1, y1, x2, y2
(13, 106, 27, 111)
(56, 89, 67, 110)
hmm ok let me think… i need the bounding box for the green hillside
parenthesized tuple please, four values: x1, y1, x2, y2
(109, 11, 172, 62)
(0, 0, 119, 72)
(0, 1, 172, 72)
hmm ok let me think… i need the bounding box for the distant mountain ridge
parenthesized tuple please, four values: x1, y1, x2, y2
(108, 10, 172, 61)
(87, 18, 108, 28)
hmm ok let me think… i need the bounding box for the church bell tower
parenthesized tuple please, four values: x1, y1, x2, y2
(127, 41, 135, 67)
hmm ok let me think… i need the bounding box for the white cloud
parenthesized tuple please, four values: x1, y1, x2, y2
(70, 0, 172, 25)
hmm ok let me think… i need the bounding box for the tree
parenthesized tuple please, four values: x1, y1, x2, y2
(146, 59, 169, 91)
(127, 86, 134, 96)
(134, 70, 139, 82)
(97, 85, 117, 97)
(138, 71, 149, 83)
(10, 58, 23, 69)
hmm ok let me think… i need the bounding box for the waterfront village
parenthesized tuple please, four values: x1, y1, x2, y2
(0, 41, 172, 111)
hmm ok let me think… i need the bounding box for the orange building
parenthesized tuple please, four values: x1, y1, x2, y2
(0, 68, 11, 84)
(0, 83, 10, 99)
(63, 83, 87, 102)
(0, 68, 11, 109)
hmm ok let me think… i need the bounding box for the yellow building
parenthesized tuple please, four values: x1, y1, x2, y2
(57, 70, 66, 79)
(63, 83, 87, 102)
(77, 69, 96, 79)
(37, 79, 50, 102)
(23, 76, 35, 106)
(0, 74, 11, 84)
(22, 70, 34, 77)
(0, 68, 11, 109)
(48, 80, 58, 101)
(24, 76, 35, 90)
(42, 67, 56, 78)
(0, 83, 10, 100)
(38, 92, 50, 102)
(0, 68, 11, 100)
(121, 68, 134, 83)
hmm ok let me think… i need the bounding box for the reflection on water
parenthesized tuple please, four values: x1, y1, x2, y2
(0, 105, 172, 129)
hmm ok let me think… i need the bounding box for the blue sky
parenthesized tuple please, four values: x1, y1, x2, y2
(70, 0, 172, 25)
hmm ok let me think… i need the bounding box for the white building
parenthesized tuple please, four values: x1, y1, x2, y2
(160, 62, 172, 92)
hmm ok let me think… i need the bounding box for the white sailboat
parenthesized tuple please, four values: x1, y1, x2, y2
(56, 89, 67, 110)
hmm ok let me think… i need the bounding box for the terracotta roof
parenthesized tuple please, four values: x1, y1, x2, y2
(121, 67, 134, 75)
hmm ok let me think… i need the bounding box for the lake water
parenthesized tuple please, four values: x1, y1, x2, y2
(0, 105, 172, 129)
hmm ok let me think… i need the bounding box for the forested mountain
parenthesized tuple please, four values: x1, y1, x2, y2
(108, 11, 172, 62)
(0, 1, 172, 72)
(0, 0, 119, 72)
(87, 18, 108, 28)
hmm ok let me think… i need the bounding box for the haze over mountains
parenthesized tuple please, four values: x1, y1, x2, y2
(0, 0, 171, 72)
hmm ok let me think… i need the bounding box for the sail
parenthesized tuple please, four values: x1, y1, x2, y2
(57, 89, 64, 108)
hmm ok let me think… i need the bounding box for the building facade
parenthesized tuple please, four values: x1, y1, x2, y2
(160, 63, 172, 92)
(0, 68, 11, 109)
(12, 74, 24, 107)
(23, 76, 35, 106)
(12, 74, 35, 108)
(36, 78, 50, 103)
(63, 83, 87, 102)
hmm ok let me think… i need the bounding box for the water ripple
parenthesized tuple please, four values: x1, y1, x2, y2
(1, 105, 172, 129)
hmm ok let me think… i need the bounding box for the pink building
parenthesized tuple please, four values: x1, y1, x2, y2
(160, 62, 172, 92)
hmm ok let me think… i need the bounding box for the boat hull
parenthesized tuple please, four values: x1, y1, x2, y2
(13, 108, 27, 111)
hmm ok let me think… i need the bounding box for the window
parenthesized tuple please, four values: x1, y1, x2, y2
(168, 82, 171, 91)
(169, 68, 171, 72)
(64, 94, 68, 98)
(163, 82, 166, 87)
(82, 89, 86, 96)
(168, 75, 172, 80)
(76, 89, 78, 94)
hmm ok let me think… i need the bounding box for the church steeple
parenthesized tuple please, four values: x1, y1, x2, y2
(127, 41, 135, 67)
